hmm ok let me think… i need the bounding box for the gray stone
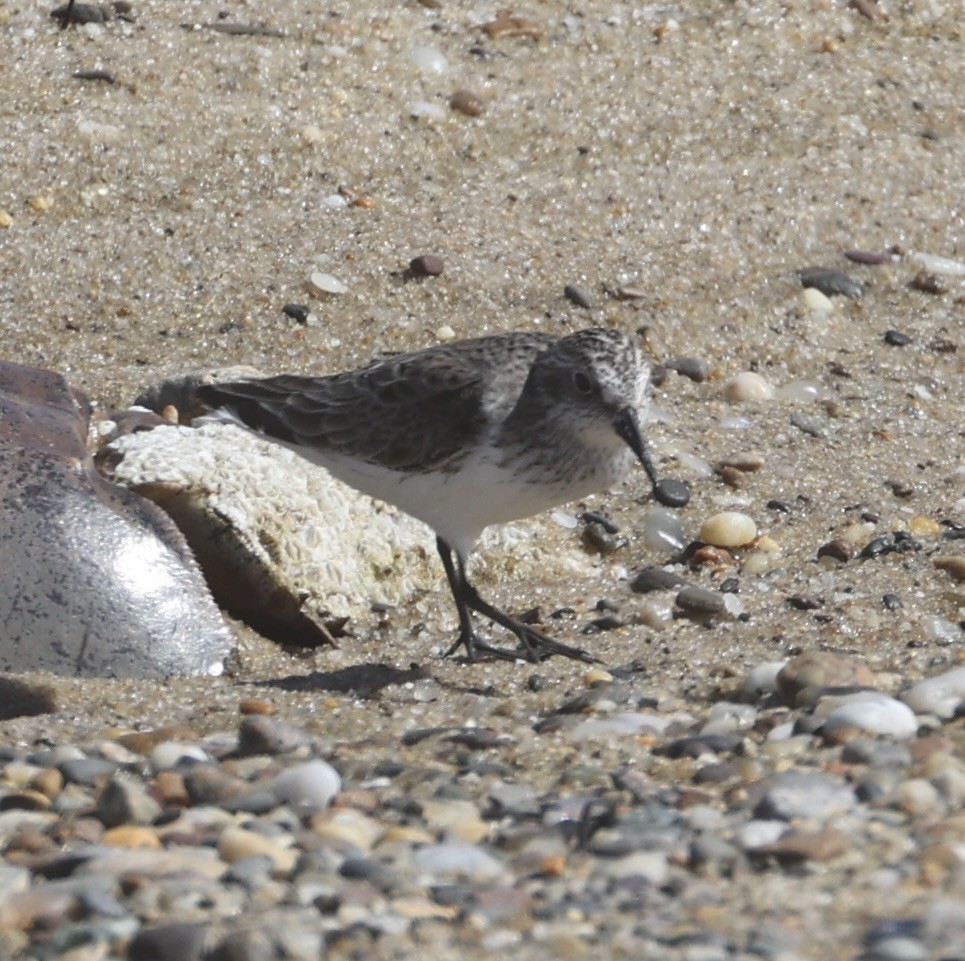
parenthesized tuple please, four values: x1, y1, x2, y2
(0, 360, 234, 677)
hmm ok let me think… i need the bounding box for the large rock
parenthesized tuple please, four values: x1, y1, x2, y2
(0, 360, 234, 677)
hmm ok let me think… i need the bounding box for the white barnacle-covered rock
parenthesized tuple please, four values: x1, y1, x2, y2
(106, 423, 436, 643)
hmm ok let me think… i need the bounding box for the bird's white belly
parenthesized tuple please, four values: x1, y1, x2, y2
(303, 443, 630, 558)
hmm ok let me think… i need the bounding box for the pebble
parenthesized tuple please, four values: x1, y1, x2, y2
(723, 372, 774, 402)
(409, 45, 449, 75)
(271, 760, 341, 813)
(699, 511, 757, 548)
(755, 771, 855, 821)
(641, 506, 687, 552)
(306, 272, 347, 296)
(94, 776, 162, 827)
(664, 356, 711, 382)
(821, 694, 919, 740)
(237, 717, 313, 756)
(797, 266, 863, 298)
(449, 89, 486, 116)
(884, 329, 913, 346)
(933, 556, 965, 582)
(901, 666, 965, 719)
(408, 254, 445, 277)
(563, 284, 594, 308)
(412, 844, 505, 881)
(777, 651, 875, 704)
(675, 585, 727, 616)
(802, 286, 834, 313)
(128, 921, 208, 961)
(630, 566, 687, 593)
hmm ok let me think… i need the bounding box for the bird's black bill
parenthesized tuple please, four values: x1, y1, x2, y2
(613, 407, 690, 508)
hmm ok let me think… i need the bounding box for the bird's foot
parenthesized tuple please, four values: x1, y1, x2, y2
(443, 623, 601, 664)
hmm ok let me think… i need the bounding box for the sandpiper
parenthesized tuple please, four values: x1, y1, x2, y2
(197, 327, 687, 662)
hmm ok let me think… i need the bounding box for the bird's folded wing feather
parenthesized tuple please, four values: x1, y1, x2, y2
(198, 349, 493, 473)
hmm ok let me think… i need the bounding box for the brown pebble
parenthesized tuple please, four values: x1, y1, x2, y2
(718, 465, 745, 489)
(239, 697, 276, 716)
(102, 825, 162, 849)
(909, 271, 947, 295)
(843, 248, 895, 265)
(449, 89, 486, 117)
(934, 557, 965, 583)
(776, 652, 875, 705)
(817, 538, 855, 562)
(152, 771, 190, 808)
(116, 726, 199, 753)
(483, 12, 543, 40)
(0, 790, 51, 812)
(30, 768, 64, 799)
(755, 827, 849, 864)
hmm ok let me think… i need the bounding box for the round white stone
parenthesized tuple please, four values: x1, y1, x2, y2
(271, 759, 341, 811)
(723, 372, 774, 402)
(699, 511, 757, 548)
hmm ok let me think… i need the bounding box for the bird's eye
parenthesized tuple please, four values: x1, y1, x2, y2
(572, 371, 595, 396)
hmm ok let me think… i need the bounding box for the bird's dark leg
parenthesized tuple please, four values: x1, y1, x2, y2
(436, 537, 600, 664)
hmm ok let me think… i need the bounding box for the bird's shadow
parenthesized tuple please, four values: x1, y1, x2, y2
(247, 661, 503, 699)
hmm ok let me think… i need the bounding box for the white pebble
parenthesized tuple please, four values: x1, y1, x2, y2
(409, 45, 449, 75)
(924, 616, 961, 645)
(413, 843, 504, 881)
(674, 452, 715, 478)
(699, 511, 757, 548)
(822, 694, 918, 739)
(908, 250, 965, 276)
(408, 100, 447, 121)
(308, 271, 347, 295)
(549, 509, 578, 529)
(723, 372, 774, 403)
(300, 124, 324, 145)
(776, 380, 824, 403)
(743, 660, 787, 698)
(735, 820, 786, 850)
(150, 741, 211, 771)
(435, 325, 456, 341)
(642, 507, 687, 553)
(802, 286, 834, 313)
(570, 712, 673, 742)
(322, 194, 349, 210)
(272, 759, 341, 812)
(901, 666, 965, 719)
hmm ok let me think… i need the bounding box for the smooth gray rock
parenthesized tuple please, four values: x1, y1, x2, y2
(0, 360, 234, 678)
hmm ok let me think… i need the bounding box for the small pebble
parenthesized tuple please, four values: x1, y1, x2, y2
(901, 667, 965, 719)
(797, 266, 863, 298)
(884, 329, 912, 347)
(933, 556, 965, 582)
(449, 89, 486, 117)
(723, 372, 774, 402)
(802, 286, 834, 313)
(630, 566, 687, 594)
(282, 304, 310, 324)
(822, 695, 918, 740)
(699, 512, 757, 548)
(653, 477, 690, 508)
(563, 284, 594, 309)
(664, 357, 710, 382)
(409, 254, 445, 277)
(307, 272, 347, 296)
(675, 585, 727, 615)
(410, 45, 449, 75)
(271, 760, 341, 813)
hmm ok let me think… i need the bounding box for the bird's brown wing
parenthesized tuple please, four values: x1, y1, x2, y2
(197, 332, 554, 473)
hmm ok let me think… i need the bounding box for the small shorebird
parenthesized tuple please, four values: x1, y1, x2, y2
(197, 327, 685, 662)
